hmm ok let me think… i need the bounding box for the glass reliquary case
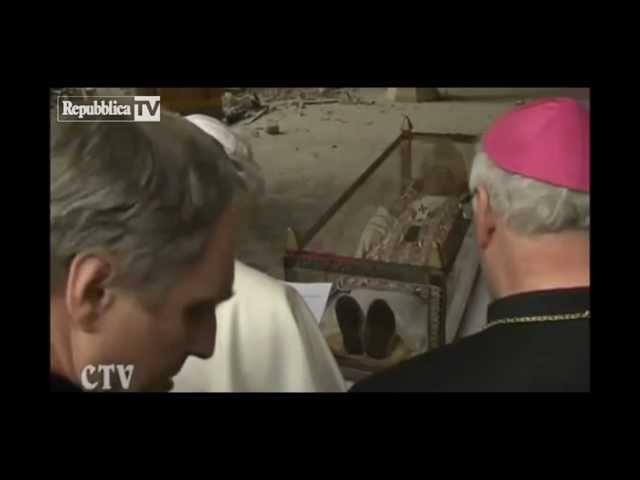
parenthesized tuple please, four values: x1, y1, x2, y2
(283, 118, 481, 381)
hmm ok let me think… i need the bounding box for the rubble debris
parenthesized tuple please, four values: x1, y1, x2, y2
(248, 88, 373, 108)
(217, 88, 379, 126)
(223, 91, 263, 125)
(338, 90, 376, 105)
(244, 107, 270, 125)
(261, 88, 299, 101)
(266, 120, 280, 135)
(303, 99, 338, 105)
(223, 92, 258, 110)
(225, 109, 247, 124)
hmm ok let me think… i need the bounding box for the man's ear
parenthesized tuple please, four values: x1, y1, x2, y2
(473, 186, 497, 251)
(65, 251, 115, 333)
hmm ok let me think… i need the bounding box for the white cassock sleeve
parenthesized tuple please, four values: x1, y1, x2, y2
(172, 261, 346, 392)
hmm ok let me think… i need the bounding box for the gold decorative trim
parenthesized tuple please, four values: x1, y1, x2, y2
(485, 310, 590, 330)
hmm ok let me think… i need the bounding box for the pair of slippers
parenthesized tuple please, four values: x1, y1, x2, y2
(335, 296, 396, 359)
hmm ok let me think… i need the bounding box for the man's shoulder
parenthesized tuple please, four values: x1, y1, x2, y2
(234, 261, 286, 298)
(351, 328, 497, 392)
(350, 320, 590, 392)
(50, 374, 83, 392)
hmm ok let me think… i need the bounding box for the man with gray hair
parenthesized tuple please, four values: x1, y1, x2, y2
(351, 98, 590, 392)
(50, 110, 243, 392)
(171, 114, 345, 392)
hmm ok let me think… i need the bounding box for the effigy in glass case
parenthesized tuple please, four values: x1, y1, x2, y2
(283, 117, 481, 381)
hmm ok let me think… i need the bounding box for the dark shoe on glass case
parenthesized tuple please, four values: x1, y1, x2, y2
(335, 295, 365, 355)
(364, 299, 396, 359)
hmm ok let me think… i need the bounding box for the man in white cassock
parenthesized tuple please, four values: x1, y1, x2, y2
(171, 114, 345, 392)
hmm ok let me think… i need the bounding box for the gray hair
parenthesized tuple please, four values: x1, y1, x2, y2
(50, 110, 242, 303)
(469, 149, 589, 235)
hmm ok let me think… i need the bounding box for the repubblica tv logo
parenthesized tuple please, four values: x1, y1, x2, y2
(57, 96, 161, 122)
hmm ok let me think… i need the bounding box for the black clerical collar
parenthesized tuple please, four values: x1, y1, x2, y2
(487, 287, 590, 326)
(50, 373, 83, 392)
